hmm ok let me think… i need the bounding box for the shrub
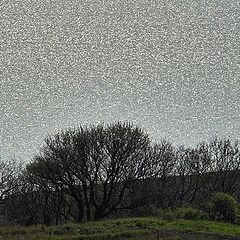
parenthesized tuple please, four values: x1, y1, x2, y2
(161, 209, 175, 221)
(208, 192, 238, 222)
(136, 206, 209, 221)
(139, 206, 209, 221)
(174, 207, 208, 220)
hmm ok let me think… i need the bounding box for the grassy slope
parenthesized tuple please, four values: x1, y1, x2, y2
(1, 217, 240, 240)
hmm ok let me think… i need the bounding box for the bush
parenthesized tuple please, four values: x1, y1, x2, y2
(161, 209, 175, 221)
(174, 207, 208, 220)
(208, 192, 238, 222)
(156, 207, 208, 221)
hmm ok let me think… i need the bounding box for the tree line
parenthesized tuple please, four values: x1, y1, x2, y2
(0, 122, 240, 225)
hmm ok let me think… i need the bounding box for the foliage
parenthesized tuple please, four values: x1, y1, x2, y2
(138, 205, 209, 221)
(207, 192, 238, 222)
(173, 207, 209, 220)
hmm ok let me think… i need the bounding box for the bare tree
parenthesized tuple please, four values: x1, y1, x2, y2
(27, 130, 85, 223)
(147, 140, 176, 209)
(78, 122, 151, 219)
(0, 158, 22, 201)
(202, 138, 240, 195)
(27, 122, 152, 221)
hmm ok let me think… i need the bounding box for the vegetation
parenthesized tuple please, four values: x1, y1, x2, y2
(1, 217, 240, 240)
(1, 122, 240, 228)
(208, 192, 239, 223)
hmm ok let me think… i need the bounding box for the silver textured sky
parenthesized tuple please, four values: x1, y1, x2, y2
(0, 0, 239, 161)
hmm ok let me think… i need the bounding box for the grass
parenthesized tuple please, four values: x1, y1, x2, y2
(1, 217, 240, 240)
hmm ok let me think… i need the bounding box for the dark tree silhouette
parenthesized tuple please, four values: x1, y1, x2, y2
(27, 122, 152, 220)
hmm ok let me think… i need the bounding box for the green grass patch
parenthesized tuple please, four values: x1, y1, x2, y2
(164, 219, 240, 236)
(1, 217, 240, 240)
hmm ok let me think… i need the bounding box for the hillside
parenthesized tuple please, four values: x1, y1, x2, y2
(1, 217, 240, 240)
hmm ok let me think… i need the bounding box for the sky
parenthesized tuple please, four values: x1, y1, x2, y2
(0, 0, 239, 161)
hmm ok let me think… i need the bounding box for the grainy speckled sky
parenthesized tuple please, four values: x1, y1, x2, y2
(0, 0, 239, 161)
